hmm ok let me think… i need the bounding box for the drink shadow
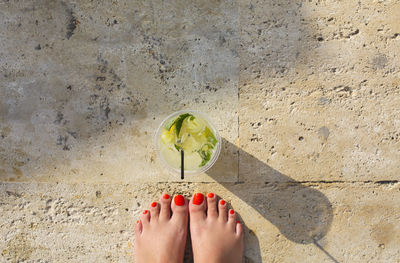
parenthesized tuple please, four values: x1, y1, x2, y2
(206, 138, 338, 262)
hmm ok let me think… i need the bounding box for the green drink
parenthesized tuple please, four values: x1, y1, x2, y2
(155, 110, 221, 175)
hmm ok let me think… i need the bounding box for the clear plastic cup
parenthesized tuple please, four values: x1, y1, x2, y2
(155, 110, 221, 176)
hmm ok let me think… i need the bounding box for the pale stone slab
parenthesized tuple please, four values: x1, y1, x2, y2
(0, 0, 239, 183)
(1, 182, 399, 262)
(1, 1, 399, 263)
(228, 182, 400, 262)
(239, 0, 400, 182)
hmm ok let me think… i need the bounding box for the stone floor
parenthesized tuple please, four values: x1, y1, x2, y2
(0, 0, 399, 262)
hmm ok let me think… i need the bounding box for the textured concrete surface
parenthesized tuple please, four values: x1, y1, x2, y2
(239, 0, 400, 182)
(0, 0, 238, 183)
(0, 0, 399, 262)
(1, 182, 399, 262)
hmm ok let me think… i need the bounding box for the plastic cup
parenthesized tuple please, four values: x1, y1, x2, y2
(155, 110, 221, 176)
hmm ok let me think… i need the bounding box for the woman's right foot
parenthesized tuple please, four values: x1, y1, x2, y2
(189, 192, 244, 263)
(134, 194, 188, 263)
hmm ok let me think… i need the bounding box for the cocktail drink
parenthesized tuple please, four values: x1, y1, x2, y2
(155, 110, 221, 175)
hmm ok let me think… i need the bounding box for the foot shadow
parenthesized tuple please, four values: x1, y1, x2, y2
(206, 138, 338, 262)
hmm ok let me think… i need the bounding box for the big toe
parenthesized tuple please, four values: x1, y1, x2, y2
(171, 194, 189, 225)
(189, 193, 207, 221)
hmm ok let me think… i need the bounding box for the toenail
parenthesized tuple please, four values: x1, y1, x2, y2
(174, 195, 185, 206)
(143, 210, 148, 214)
(137, 220, 140, 224)
(208, 193, 214, 198)
(236, 220, 241, 224)
(163, 194, 170, 199)
(151, 202, 157, 207)
(229, 209, 234, 215)
(193, 193, 204, 205)
(220, 200, 226, 205)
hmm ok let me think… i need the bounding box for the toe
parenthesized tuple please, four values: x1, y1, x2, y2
(149, 201, 159, 220)
(236, 221, 245, 253)
(218, 199, 228, 222)
(140, 209, 150, 228)
(227, 209, 236, 230)
(134, 219, 142, 237)
(159, 193, 171, 221)
(235, 220, 243, 237)
(206, 193, 218, 218)
(189, 193, 206, 221)
(171, 194, 189, 224)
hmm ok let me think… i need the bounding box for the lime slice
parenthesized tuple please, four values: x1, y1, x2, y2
(192, 131, 207, 146)
(161, 123, 176, 145)
(184, 116, 206, 134)
(181, 134, 202, 153)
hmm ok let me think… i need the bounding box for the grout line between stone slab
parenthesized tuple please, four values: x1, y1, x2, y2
(237, 0, 241, 184)
(236, 180, 400, 186)
(236, 111, 239, 180)
(0, 180, 398, 186)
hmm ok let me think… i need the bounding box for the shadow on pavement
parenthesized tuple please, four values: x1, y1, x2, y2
(206, 138, 337, 262)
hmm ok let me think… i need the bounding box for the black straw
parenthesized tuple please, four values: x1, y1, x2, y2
(181, 150, 184, 180)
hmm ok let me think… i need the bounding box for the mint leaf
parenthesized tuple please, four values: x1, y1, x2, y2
(205, 127, 217, 146)
(165, 116, 178, 130)
(198, 150, 211, 167)
(198, 150, 206, 159)
(174, 144, 182, 151)
(175, 113, 193, 137)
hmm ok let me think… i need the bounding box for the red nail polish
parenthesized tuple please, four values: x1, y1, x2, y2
(151, 202, 157, 207)
(143, 210, 148, 214)
(236, 220, 241, 224)
(208, 193, 214, 198)
(220, 200, 226, 205)
(137, 220, 140, 224)
(163, 194, 170, 199)
(230, 209, 234, 215)
(174, 195, 185, 206)
(193, 193, 204, 205)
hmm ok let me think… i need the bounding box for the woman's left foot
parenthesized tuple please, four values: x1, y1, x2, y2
(134, 194, 189, 263)
(189, 192, 244, 263)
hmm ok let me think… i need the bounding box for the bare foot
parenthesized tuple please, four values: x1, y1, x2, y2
(189, 193, 244, 263)
(134, 194, 188, 263)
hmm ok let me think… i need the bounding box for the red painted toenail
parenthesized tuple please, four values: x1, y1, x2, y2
(163, 194, 170, 199)
(236, 220, 241, 224)
(151, 202, 157, 207)
(208, 193, 214, 198)
(230, 209, 234, 214)
(220, 200, 226, 205)
(174, 195, 185, 206)
(193, 193, 204, 205)
(143, 210, 148, 214)
(137, 220, 140, 224)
